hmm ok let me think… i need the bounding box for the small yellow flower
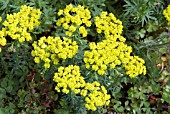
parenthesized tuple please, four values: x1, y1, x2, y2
(98, 69, 105, 75)
(58, 9, 63, 16)
(92, 65, 99, 71)
(44, 62, 50, 69)
(34, 57, 40, 63)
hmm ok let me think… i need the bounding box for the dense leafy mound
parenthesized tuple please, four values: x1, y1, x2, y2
(0, 0, 169, 114)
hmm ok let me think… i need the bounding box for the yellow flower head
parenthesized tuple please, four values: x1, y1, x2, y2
(84, 39, 146, 77)
(2, 5, 41, 42)
(53, 65, 86, 94)
(56, 4, 91, 37)
(53, 65, 111, 111)
(163, 5, 170, 25)
(123, 56, 146, 78)
(84, 39, 121, 75)
(95, 11, 124, 41)
(84, 82, 110, 111)
(31, 36, 78, 68)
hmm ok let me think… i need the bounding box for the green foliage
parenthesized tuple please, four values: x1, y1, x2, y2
(0, 0, 170, 114)
(162, 85, 170, 104)
(124, 0, 161, 26)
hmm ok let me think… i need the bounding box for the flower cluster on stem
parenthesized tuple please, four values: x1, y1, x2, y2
(95, 11, 125, 41)
(83, 11, 147, 78)
(31, 36, 78, 68)
(56, 4, 91, 37)
(53, 65, 111, 111)
(0, 5, 41, 52)
(163, 5, 170, 25)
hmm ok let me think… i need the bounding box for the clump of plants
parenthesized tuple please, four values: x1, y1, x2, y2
(0, 0, 169, 114)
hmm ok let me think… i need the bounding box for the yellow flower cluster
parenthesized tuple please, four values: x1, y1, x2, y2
(123, 56, 146, 78)
(84, 39, 146, 78)
(94, 11, 124, 41)
(56, 4, 91, 37)
(0, 30, 6, 52)
(2, 5, 41, 42)
(53, 65, 111, 111)
(0, 16, 6, 52)
(84, 10, 147, 78)
(31, 36, 78, 68)
(84, 82, 110, 111)
(84, 40, 123, 75)
(53, 65, 86, 94)
(163, 5, 170, 25)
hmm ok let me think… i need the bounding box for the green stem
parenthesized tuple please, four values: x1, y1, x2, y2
(138, 42, 170, 50)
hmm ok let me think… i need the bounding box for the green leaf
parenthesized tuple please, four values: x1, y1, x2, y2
(6, 85, 13, 93)
(0, 0, 9, 10)
(0, 88, 6, 99)
(54, 109, 70, 114)
(0, 78, 7, 88)
(162, 85, 170, 104)
(0, 109, 4, 114)
(125, 101, 129, 106)
(117, 106, 124, 112)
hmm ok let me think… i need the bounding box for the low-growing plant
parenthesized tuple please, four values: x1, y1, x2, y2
(0, 1, 170, 114)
